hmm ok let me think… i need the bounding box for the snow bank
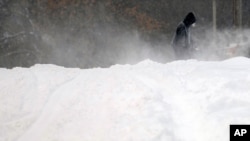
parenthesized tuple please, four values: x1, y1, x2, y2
(1, 57, 250, 141)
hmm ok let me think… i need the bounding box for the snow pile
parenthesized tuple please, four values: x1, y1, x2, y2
(1, 57, 250, 141)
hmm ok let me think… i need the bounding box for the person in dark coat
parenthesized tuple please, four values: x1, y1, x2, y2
(172, 12, 196, 60)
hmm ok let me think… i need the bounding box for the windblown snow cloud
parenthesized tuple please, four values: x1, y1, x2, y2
(1, 57, 250, 141)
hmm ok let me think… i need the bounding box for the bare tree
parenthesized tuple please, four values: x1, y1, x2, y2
(0, 0, 43, 68)
(233, 0, 242, 29)
(212, 0, 217, 37)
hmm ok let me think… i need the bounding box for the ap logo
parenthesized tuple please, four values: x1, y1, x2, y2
(230, 125, 250, 141)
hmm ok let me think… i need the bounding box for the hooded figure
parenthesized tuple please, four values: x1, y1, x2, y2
(172, 12, 196, 60)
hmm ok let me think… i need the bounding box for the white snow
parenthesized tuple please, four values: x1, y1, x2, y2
(1, 57, 250, 141)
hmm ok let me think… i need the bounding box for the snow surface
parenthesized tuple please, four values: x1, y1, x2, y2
(1, 57, 250, 141)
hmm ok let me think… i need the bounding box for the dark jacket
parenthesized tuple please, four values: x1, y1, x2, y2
(172, 12, 196, 59)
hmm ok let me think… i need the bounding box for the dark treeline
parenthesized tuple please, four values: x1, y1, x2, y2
(0, 0, 249, 68)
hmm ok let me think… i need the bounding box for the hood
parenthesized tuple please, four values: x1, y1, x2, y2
(183, 12, 196, 27)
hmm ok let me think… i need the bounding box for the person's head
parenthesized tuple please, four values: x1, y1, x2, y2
(183, 12, 196, 27)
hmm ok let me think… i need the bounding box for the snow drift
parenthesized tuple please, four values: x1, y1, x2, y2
(1, 57, 250, 141)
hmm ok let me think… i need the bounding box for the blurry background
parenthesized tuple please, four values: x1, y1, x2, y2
(0, 0, 250, 68)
